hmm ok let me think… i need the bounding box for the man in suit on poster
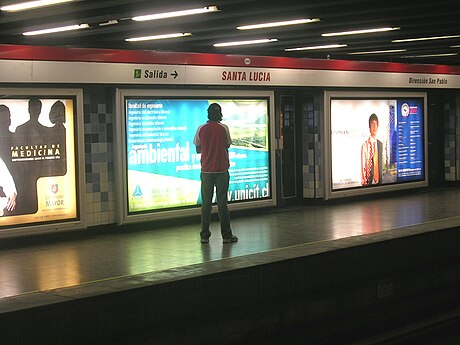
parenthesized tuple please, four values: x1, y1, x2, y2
(361, 113, 383, 186)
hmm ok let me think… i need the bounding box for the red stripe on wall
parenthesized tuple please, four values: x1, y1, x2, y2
(0, 44, 459, 75)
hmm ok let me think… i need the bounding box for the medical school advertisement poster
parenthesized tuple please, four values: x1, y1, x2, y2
(125, 98, 270, 213)
(330, 97, 425, 191)
(0, 96, 78, 229)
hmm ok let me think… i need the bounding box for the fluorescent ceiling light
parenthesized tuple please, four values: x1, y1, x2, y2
(1, 0, 73, 12)
(392, 35, 460, 43)
(126, 32, 192, 42)
(322, 27, 400, 37)
(349, 49, 407, 55)
(237, 18, 320, 30)
(285, 44, 347, 51)
(23, 23, 89, 36)
(401, 53, 458, 58)
(214, 38, 278, 47)
(451, 45, 460, 48)
(132, 6, 219, 21)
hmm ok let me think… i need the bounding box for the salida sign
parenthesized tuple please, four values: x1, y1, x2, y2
(134, 69, 179, 79)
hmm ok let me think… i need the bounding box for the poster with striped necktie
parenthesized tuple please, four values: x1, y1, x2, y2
(330, 96, 425, 191)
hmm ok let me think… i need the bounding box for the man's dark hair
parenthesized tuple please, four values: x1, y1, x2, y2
(28, 97, 42, 120)
(207, 103, 222, 121)
(0, 104, 11, 128)
(369, 113, 379, 127)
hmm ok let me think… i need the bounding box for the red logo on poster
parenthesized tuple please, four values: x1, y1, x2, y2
(51, 184, 59, 194)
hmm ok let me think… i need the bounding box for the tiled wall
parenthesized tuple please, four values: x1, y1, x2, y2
(80, 87, 459, 227)
(83, 87, 116, 227)
(301, 92, 323, 199)
(444, 94, 460, 181)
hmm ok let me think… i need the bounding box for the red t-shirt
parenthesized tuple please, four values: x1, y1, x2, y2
(194, 121, 232, 173)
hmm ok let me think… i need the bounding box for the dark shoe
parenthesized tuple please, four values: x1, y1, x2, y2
(200, 231, 211, 243)
(223, 235, 238, 243)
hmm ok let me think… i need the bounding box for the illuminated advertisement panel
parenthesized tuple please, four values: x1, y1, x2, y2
(326, 91, 427, 198)
(120, 91, 273, 218)
(0, 93, 79, 230)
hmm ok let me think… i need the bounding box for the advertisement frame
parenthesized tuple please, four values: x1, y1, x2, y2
(115, 89, 276, 225)
(0, 88, 86, 238)
(324, 90, 428, 199)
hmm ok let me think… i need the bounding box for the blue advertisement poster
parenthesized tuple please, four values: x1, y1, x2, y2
(125, 98, 270, 213)
(395, 99, 424, 181)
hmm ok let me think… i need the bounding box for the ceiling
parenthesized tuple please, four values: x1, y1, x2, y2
(0, 0, 459, 66)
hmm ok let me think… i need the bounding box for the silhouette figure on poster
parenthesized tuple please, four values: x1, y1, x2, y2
(15, 97, 46, 143)
(12, 98, 46, 214)
(0, 105, 17, 216)
(0, 104, 14, 162)
(46, 100, 67, 175)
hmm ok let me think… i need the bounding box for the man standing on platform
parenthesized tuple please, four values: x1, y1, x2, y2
(194, 103, 238, 244)
(361, 113, 383, 186)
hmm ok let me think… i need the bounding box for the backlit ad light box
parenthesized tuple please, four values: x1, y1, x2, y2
(116, 89, 276, 224)
(324, 91, 428, 199)
(0, 88, 85, 237)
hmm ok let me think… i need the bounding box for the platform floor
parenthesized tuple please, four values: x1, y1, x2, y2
(1, 186, 460, 304)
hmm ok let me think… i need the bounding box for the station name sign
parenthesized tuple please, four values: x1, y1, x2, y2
(221, 70, 271, 82)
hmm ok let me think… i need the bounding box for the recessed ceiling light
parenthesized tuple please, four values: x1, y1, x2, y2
(1, 0, 74, 12)
(392, 35, 460, 43)
(237, 18, 320, 30)
(132, 6, 219, 21)
(285, 44, 347, 51)
(348, 49, 407, 55)
(23, 23, 89, 36)
(126, 32, 192, 42)
(322, 27, 400, 37)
